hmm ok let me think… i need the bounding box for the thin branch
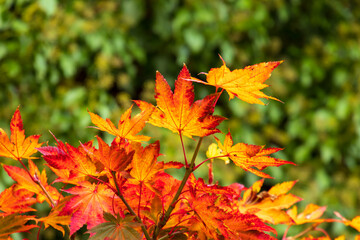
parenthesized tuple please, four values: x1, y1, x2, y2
(289, 223, 321, 239)
(19, 159, 56, 207)
(110, 171, 151, 240)
(282, 225, 291, 240)
(152, 137, 204, 239)
(138, 182, 143, 218)
(194, 154, 228, 170)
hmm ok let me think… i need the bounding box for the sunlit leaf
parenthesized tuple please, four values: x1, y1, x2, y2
(0, 107, 43, 161)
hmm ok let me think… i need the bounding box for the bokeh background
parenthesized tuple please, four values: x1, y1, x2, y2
(0, 0, 359, 238)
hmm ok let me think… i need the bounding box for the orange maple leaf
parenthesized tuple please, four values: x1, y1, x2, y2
(129, 141, 183, 190)
(0, 107, 43, 161)
(88, 102, 154, 142)
(287, 204, 328, 225)
(3, 159, 62, 206)
(138, 65, 225, 138)
(0, 184, 36, 215)
(185, 190, 275, 240)
(190, 56, 282, 105)
(36, 196, 72, 236)
(61, 182, 116, 235)
(214, 132, 294, 178)
(92, 136, 134, 172)
(239, 179, 301, 224)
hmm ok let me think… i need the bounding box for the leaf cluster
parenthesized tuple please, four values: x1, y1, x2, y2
(0, 58, 359, 240)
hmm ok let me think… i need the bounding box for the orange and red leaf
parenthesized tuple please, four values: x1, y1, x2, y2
(215, 132, 294, 178)
(61, 182, 116, 235)
(139, 65, 225, 138)
(0, 185, 36, 215)
(0, 107, 43, 161)
(3, 159, 62, 206)
(88, 102, 154, 142)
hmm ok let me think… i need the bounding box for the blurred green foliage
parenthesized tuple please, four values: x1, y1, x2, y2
(0, 0, 359, 238)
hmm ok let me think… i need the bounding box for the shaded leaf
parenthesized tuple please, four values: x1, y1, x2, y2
(88, 213, 142, 240)
(36, 196, 72, 236)
(0, 214, 37, 238)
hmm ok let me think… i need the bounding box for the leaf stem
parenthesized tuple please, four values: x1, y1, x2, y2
(179, 133, 188, 167)
(19, 159, 56, 207)
(110, 171, 151, 240)
(138, 182, 143, 218)
(287, 223, 321, 239)
(194, 154, 228, 170)
(152, 137, 203, 239)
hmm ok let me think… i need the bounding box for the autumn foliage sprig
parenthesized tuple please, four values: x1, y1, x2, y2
(0, 57, 359, 240)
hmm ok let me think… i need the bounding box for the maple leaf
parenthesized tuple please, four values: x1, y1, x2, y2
(0, 185, 36, 215)
(88, 213, 142, 240)
(185, 192, 275, 240)
(0, 107, 43, 161)
(179, 175, 275, 239)
(38, 138, 100, 181)
(36, 196, 72, 236)
(138, 65, 225, 138)
(93, 136, 134, 172)
(190, 56, 282, 105)
(61, 182, 116, 235)
(0, 214, 37, 238)
(287, 204, 328, 225)
(129, 141, 183, 191)
(88, 102, 154, 142)
(239, 179, 301, 224)
(3, 159, 62, 206)
(214, 132, 294, 178)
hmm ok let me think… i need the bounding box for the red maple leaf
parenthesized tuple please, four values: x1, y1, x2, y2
(38, 138, 100, 181)
(61, 182, 116, 235)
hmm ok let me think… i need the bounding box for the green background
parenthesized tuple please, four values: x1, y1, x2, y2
(0, 0, 359, 238)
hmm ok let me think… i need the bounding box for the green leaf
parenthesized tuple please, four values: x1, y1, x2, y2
(0, 214, 37, 238)
(88, 213, 142, 240)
